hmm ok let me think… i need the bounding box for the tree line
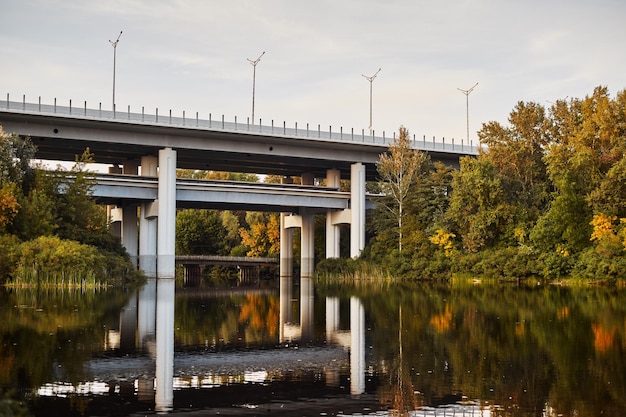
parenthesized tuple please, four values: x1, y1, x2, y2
(362, 86, 626, 282)
(0, 128, 139, 286)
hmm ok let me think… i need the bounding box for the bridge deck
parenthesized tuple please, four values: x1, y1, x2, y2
(1, 98, 478, 180)
(176, 255, 278, 267)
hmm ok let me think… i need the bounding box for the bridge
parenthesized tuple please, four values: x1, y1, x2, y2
(0, 95, 478, 278)
(175, 255, 278, 285)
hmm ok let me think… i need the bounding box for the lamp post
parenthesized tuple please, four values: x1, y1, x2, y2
(457, 82, 478, 143)
(362, 68, 381, 132)
(247, 51, 265, 125)
(109, 31, 123, 111)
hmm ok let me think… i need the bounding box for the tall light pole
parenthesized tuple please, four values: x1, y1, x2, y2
(109, 31, 123, 111)
(247, 51, 265, 125)
(362, 68, 381, 132)
(457, 82, 478, 143)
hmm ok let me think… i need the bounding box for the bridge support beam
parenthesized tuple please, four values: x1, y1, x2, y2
(279, 213, 294, 277)
(122, 205, 139, 267)
(157, 148, 177, 278)
(350, 163, 366, 258)
(139, 156, 158, 277)
(301, 210, 315, 277)
(326, 169, 341, 258)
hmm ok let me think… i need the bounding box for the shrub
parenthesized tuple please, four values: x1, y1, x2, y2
(12, 236, 106, 287)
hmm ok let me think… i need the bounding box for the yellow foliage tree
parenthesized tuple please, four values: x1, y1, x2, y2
(239, 213, 280, 257)
(0, 182, 20, 230)
(428, 228, 456, 256)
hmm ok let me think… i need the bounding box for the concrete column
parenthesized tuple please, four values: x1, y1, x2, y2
(123, 159, 139, 175)
(350, 163, 366, 258)
(157, 148, 176, 278)
(122, 205, 139, 267)
(140, 156, 158, 277)
(301, 172, 314, 186)
(108, 165, 122, 240)
(280, 213, 294, 277)
(326, 169, 341, 258)
(301, 210, 315, 277)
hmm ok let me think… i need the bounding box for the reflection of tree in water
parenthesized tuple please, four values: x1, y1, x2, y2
(238, 294, 280, 338)
(377, 306, 422, 415)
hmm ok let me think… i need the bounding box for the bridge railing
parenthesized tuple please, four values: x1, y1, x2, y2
(1, 94, 479, 155)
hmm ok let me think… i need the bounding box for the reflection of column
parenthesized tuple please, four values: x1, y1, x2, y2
(119, 291, 137, 354)
(326, 297, 340, 340)
(350, 163, 366, 258)
(155, 278, 175, 413)
(279, 275, 293, 343)
(350, 297, 365, 395)
(326, 169, 341, 258)
(325, 297, 341, 388)
(300, 277, 315, 341)
(137, 279, 157, 355)
(157, 148, 176, 278)
(140, 155, 158, 277)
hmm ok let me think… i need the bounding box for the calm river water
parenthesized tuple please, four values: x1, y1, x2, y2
(0, 278, 625, 416)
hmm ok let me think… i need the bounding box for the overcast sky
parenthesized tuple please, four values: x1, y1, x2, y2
(2, 0, 625, 145)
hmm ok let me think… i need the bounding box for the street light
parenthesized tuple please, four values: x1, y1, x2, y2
(109, 31, 123, 111)
(362, 68, 381, 132)
(457, 82, 478, 143)
(247, 51, 265, 125)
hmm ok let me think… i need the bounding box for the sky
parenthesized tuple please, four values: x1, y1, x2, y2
(2, 0, 625, 146)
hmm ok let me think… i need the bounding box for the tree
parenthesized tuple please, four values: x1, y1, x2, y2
(446, 157, 513, 252)
(376, 127, 430, 253)
(239, 212, 280, 257)
(478, 101, 550, 214)
(176, 209, 228, 255)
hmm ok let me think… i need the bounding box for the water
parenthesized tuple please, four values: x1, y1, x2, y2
(1, 278, 625, 416)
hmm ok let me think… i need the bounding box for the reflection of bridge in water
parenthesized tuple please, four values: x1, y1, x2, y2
(101, 277, 365, 412)
(175, 255, 278, 284)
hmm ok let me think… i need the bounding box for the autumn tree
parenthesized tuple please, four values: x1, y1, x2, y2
(239, 212, 280, 257)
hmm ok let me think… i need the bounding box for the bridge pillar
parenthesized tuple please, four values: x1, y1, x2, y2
(301, 209, 315, 277)
(122, 205, 139, 267)
(350, 163, 366, 258)
(157, 148, 177, 278)
(280, 176, 295, 277)
(279, 213, 294, 276)
(139, 156, 158, 277)
(107, 165, 123, 239)
(326, 169, 341, 258)
(182, 264, 202, 286)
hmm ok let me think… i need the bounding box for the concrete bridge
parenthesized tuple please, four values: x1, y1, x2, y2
(0, 96, 478, 278)
(175, 255, 278, 285)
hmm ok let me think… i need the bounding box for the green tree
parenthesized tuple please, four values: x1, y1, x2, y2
(176, 209, 228, 255)
(447, 157, 513, 253)
(478, 101, 550, 214)
(376, 127, 430, 253)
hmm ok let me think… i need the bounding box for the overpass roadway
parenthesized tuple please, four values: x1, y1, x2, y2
(91, 173, 350, 213)
(0, 97, 478, 181)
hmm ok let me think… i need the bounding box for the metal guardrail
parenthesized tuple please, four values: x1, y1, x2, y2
(1, 94, 479, 155)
